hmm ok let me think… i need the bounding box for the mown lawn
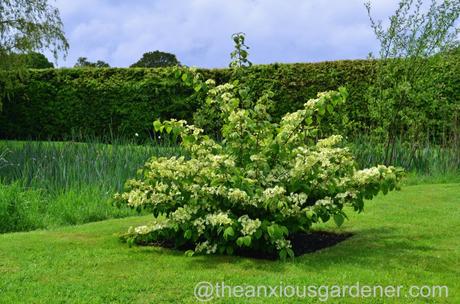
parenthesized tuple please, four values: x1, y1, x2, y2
(0, 183, 458, 303)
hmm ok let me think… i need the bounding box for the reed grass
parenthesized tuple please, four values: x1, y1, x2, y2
(0, 139, 181, 233)
(349, 136, 460, 180)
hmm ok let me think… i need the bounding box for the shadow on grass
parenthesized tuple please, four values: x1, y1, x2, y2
(119, 224, 444, 276)
(185, 226, 444, 273)
(291, 226, 445, 273)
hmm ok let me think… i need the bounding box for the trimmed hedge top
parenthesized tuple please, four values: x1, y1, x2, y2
(0, 58, 457, 141)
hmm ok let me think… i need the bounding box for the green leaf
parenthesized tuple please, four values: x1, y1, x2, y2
(185, 250, 194, 257)
(306, 210, 315, 219)
(226, 246, 234, 255)
(223, 227, 235, 240)
(267, 224, 285, 240)
(182, 135, 195, 145)
(338, 86, 348, 100)
(194, 84, 202, 92)
(174, 69, 181, 79)
(382, 184, 389, 195)
(333, 213, 344, 227)
(253, 229, 262, 239)
(243, 236, 252, 246)
(320, 213, 330, 222)
(279, 249, 287, 260)
(184, 229, 192, 239)
(280, 225, 289, 236)
(153, 120, 162, 132)
(318, 106, 326, 116)
(267, 225, 275, 238)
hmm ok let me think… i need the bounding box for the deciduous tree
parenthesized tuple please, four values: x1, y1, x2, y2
(130, 51, 180, 68)
(0, 0, 68, 108)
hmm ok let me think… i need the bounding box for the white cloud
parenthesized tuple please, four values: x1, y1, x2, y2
(52, 0, 401, 67)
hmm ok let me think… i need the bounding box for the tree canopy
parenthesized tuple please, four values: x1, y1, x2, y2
(0, 0, 68, 65)
(74, 57, 110, 68)
(14, 52, 54, 68)
(0, 0, 68, 109)
(130, 51, 180, 68)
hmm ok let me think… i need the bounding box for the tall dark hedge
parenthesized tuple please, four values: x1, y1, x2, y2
(0, 68, 198, 139)
(0, 58, 457, 141)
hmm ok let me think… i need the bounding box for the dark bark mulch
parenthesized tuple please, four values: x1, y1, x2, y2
(136, 231, 353, 261)
(236, 231, 353, 260)
(290, 231, 353, 256)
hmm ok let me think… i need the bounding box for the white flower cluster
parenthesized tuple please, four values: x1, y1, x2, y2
(275, 239, 292, 250)
(190, 185, 228, 203)
(124, 189, 148, 208)
(262, 186, 286, 199)
(335, 191, 357, 203)
(353, 167, 381, 184)
(238, 215, 261, 236)
(277, 110, 306, 141)
(154, 182, 169, 192)
(228, 188, 249, 203)
(193, 217, 206, 235)
(221, 92, 233, 102)
(290, 146, 353, 185)
(133, 225, 151, 235)
(281, 110, 305, 125)
(291, 149, 318, 176)
(287, 192, 308, 205)
(171, 205, 197, 224)
(265, 165, 289, 185)
(146, 156, 190, 180)
(208, 83, 234, 97)
(205, 211, 233, 227)
(316, 135, 343, 148)
(129, 217, 171, 235)
(205, 79, 216, 86)
(185, 125, 204, 137)
(249, 154, 267, 163)
(353, 165, 399, 187)
(195, 241, 217, 254)
(304, 91, 331, 109)
(207, 154, 236, 168)
(314, 197, 333, 207)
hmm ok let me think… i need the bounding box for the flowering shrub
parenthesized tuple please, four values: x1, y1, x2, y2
(115, 77, 403, 259)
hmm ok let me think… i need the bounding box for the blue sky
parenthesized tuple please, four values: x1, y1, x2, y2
(52, 0, 401, 68)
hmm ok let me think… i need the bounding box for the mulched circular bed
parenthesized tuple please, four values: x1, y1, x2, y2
(236, 231, 353, 260)
(290, 231, 353, 256)
(141, 231, 352, 260)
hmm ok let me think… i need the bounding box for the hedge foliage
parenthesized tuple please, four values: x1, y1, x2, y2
(0, 68, 196, 139)
(0, 56, 458, 141)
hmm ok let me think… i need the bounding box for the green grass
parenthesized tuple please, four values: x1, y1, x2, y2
(0, 140, 181, 232)
(0, 182, 136, 233)
(0, 183, 458, 303)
